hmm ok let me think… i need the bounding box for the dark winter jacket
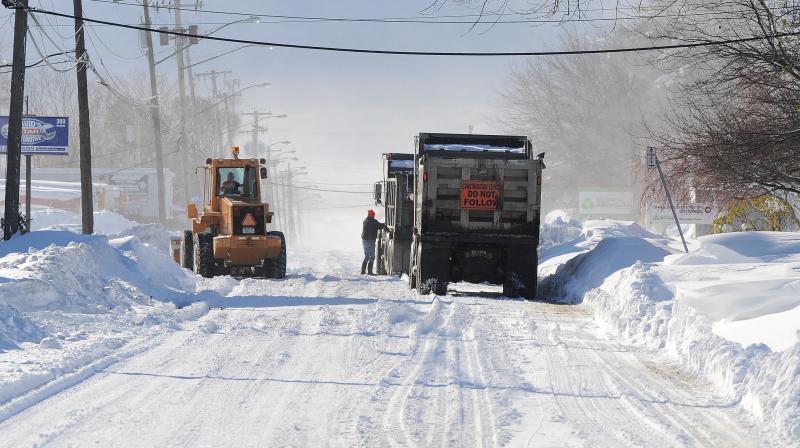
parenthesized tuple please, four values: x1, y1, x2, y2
(361, 217, 384, 240)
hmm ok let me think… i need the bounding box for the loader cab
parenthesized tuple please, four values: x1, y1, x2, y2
(216, 166, 259, 199)
(203, 148, 268, 211)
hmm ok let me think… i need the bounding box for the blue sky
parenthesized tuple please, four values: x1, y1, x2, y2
(20, 0, 561, 182)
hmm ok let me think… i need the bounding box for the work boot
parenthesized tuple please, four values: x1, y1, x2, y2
(361, 260, 367, 275)
(367, 261, 375, 275)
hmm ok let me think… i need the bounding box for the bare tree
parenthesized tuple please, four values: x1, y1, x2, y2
(501, 28, 667, 210)
(640, 1, 800, 207)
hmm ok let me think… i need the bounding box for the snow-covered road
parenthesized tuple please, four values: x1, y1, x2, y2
(0, 255, 776, 447)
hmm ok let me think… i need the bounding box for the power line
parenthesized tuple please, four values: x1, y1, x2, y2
(293, 180, 374, 186)
(268, 181, 371, 194)
(85, 0, 744, 25)
(0, 49, 75, 68)
(26, 28, 79, 72)
(23, 6, 800, 57)
(299, 203, 375, 211)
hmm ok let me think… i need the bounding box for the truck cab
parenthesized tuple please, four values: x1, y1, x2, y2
(373, 153, 415, 275)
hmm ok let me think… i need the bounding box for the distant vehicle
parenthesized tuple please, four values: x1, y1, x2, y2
(170, 146, 286, 279)
(404, 133, 545, 298)
(21, 167, 175, 221)
(373, 153, 415, 275)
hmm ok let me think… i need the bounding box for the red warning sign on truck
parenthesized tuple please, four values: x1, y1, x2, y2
(460, 180, 501, 210)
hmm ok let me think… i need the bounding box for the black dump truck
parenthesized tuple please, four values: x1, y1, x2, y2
(404, 133, 545, 298)
(373, 153, 415, 275)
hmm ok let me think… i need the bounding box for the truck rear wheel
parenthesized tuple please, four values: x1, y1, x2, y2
(376, 237, 387, 275)
(180, 230, 194, 270)
(263, 231, 287, 279)
(414, 243, 449, 296)
(193, 232, 215, 278)
(503, 245, 538, 300)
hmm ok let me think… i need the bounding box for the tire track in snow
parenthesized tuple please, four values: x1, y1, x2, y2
(463, 322, 499, 447)
(595, 341, 762, 447)
(381, 298, 455, 447)
(536, 308, 649, 446)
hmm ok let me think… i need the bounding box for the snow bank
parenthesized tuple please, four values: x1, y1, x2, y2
(542, 226, 800, 443)
(30, 206, 172, 253)
(538, 219, 676, 300)
(0, 305, 43, 351)
(667, 231, 800, 264)
(586, 263, 800, 442)
(0, 230, 211, 417)
(30, 207, 137, 235)
(538, 210, 582, 251)
(0, 231, 193, 312)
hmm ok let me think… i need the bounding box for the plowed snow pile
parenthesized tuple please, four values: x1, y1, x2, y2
(0, 229, 209, 419)
(541, 221, 800, 443)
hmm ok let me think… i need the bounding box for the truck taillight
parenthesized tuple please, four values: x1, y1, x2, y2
(537, 175, 541, 185)
(423, 172, 428, 182)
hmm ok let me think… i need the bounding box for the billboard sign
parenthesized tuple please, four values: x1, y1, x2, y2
(0, 116, 69, 155)
(648, 203, 718, 224)
(579, 190, 634, 215)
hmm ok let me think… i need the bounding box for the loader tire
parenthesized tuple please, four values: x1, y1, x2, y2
(263, 231, 287, 279)
(180, 230, 194, 271)
(193, 232, 215, 278)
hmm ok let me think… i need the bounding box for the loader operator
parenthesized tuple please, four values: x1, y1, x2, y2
(361, 209, 384, 275)
(221, 172, 242, 195)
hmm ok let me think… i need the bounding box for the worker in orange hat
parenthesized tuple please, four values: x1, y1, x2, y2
(361, 209, 384, 275)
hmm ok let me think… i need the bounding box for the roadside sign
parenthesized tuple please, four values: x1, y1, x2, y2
(579, 190, 633, 215)
(647, 146, 656, 169)
(0, 116, 69, 155)
(460, 180, 500, 210)
(648, 203, 717, 224)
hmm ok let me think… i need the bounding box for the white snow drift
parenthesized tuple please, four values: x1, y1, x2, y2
(0, 209, 797, 445)
(0, 227, 210, 419)
(542, 220, 800, 443)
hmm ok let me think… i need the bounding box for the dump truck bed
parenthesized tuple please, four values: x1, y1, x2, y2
(414, 133, 543, 239)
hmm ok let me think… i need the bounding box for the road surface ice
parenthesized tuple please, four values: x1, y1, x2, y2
(0, 249, 779, 447)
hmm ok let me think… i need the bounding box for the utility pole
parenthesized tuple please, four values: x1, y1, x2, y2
(183, 42, 201, 198)
(221, 78, 240, 149)
(195, 69, 231, 155)
(142, 1, 167, 225)
(242, 109, 271, 156)
(3, 0, 28, 240)
(173, 0, 190, 206)
(240, 109, 272, 195)
(73, 0, 93, 235)
(24, 97, 30, 232)
(286, 164, 298, 243)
